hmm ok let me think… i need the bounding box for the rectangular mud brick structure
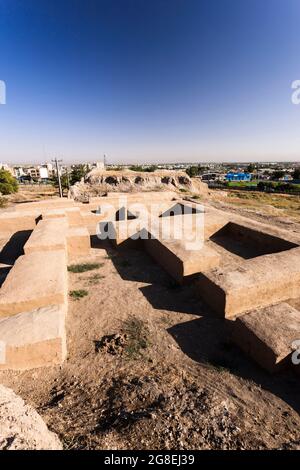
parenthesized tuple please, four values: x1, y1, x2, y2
(109, 219, 145, 248)
(158, 201, 204, 218)
(202, 210, 229, 240)
(41, 209, 67, 220)
(89, 191, 176, 205)
(24, 218, 91, 259)
(232, 303, 300, 373)
(103, 203, 221, 281)
(24, 218, 68, 254)
(144, 236, 221, 284)
(1, 192, 300, 374)
(0, 250, 68, 317)
(196, 247, 300, 318)
(210, 220, 298, 259)
(0, 211, 39, 233)
(16, 198, 76, 212)
(65, 207, 84, 227)
(66, 227, 90, 257)
(0, 304, 67, 370)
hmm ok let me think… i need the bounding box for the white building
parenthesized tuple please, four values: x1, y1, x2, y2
(94, 161, 105, 170)
(39, 167, 49, 179)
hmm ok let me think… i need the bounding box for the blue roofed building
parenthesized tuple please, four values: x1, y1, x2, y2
(226, 172, 252, 182)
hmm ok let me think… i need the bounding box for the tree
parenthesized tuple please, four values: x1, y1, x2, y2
(264, 181, 276, 192)
(0, 169, 18, 195)
(292, 168, 300, 180)
(257, 181, 276, 192)
(70, 164, 89, 185)
(197, 166, 207, 175)
(277, 182, 295, 193)
(145, 165, 158, 172)
(186, 165, 207, 177)
(186, 166, 200, 178)
(51, 173, 69, 195)
(246, 163, 255, 173)
(257, 181, 265, 191)
(271, 170, 285, 180)
(129, 165, 158, 172)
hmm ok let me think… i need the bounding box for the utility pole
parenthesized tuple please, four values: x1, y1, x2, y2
(52, 158, 63, 198)
(66, 167, 70, 190)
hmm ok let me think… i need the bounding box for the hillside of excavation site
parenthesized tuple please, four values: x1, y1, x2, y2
(1, 179, 300, 450)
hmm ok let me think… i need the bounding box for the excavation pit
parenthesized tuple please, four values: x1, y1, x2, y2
(210, 222, 298, 260)
(159, 202, 203, 218)
(1, 194, 300, 374)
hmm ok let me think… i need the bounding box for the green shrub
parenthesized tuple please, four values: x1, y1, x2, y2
(70, 164, 89, 185)
(69, 289, 88, 300)
(0, 169, 18, 195)
(68, 262, 103, 273)
(129, 165, 158, 172)
(0, 196, 7, 208)
(123, 316, 150, 359)
(86, 273, 105, 285)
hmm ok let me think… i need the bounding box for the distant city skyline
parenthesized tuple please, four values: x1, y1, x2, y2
(4, 159, 300, 168)
(1, 1, 300, 164)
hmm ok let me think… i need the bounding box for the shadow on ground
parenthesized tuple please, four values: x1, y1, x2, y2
(92, 240, 300, 416)
(0, 267, 12, 288)
(110, 247, 173, 286)
(139, 283, 207, 316)
(0, 230, 32, 286)
(0, 230, 32, 265)
(168, 317, 300, 414)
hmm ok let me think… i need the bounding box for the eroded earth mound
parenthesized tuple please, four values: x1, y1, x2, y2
(69, 169, 208, 201)
(0, 384, 62, 450)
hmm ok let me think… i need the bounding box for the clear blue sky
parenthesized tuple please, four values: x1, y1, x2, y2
(1, 0, 300, 164)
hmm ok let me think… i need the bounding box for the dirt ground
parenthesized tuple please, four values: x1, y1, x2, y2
(0, 184, 57, 210)
(208, 189, 300, 230)
(1, 187, 300, 450)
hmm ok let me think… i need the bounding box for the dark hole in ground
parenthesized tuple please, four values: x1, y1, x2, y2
(210, 222, 298, 259)
(115, 207, 137, 221)
(159, 203, 203, 218)
(0, 230, 33, 286)
(0, 230, 32, 265)
(0, 266, 12, 288)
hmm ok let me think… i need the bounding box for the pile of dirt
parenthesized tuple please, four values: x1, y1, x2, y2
(0, 384, 62, 450)
(68, 169, 208, 201)
(95, 333, 128, 356)
(94, 371, 244, 450)
(40, 365, 281, 450)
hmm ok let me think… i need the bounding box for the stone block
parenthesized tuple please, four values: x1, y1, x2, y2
(65, 208, 84, 227)
(197, 247, 300, 318)
(0, 305, 67, 370)
(23, 219, 67, 255)
(144, 236, 220, 284)
(0, 211, 38, 232)
(66, 227, 90, 257)
(0, 250, 67, 317)
(232, 303, 300, 373)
